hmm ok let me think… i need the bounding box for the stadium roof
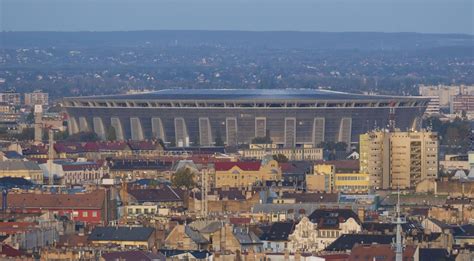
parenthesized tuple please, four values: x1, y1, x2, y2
(67, 88, 423, 101)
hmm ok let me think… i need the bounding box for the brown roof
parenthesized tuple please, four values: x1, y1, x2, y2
(215, 161, 261, 171)
(348, 244, 417, 261)
(3, 191, 105, 210)
(314, 160, 359, 173)
(58, 234, 88, 247)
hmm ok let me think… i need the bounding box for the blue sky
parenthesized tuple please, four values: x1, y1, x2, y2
(1, 0, 473, 34)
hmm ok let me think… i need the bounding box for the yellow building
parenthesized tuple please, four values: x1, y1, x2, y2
(0, 161, 43, 184)
(306, 164, 336, 192)
(307, 163, 369, 193)
(214, 157, 282, 188)
(334, 173, 370, 193)
(360, 130, 438, 190)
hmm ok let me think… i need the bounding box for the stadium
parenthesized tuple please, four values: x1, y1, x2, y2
(63, 89, 430, 147)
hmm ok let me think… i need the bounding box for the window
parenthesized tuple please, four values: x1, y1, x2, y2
(82, 211, 88, 217)
(92, 211, 98, 217)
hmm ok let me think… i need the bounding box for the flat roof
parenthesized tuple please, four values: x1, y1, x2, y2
(66, 89, 424, 101)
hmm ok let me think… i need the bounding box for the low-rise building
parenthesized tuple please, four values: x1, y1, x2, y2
(0, 160, 43, 184)
(333, 173, 370, 193)
(305, 209, 362, 251)
(2, 190, 113, 224)
(240, 144, 323, 161)
(110, 160, 172, 180)
(24, 91, 49, 106)
(88, 226, 155, 249)
(260, 221, 295, 253)
(214, 157, 282, 188)
(40, 160, 107, 185)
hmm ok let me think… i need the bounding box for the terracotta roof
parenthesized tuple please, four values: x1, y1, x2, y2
(54, 142, 85, 154)
(60, 162, 101, 171)
(0, 243, 25, 257)
(214, 161, 261, 171)
(58, 234, 88, 247)
(3, 191, 105, 210)
(127, 141, 159, 151)
(22, 145, 48, 155)
(83, 141, 129, 151)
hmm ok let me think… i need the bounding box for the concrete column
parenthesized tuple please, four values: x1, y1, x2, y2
(130, 117, 144, 141)
(93, 117, 106, 140)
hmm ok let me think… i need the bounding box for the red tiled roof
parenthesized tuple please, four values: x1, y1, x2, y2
(54, 143, 85, 154)
(83, 141, 129, 152)
(61, 163, 101, 171)
(214, 161, 261, 171)
(22, 145, 48, 155)
(2, 191, 105, 210)
(0, 243, 25, 257)
(127, 141, 158, 151)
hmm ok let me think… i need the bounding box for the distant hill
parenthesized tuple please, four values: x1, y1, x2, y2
(1, 30, 472, 50)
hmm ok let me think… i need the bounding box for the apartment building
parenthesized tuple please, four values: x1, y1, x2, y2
(360, 130, 438, 189)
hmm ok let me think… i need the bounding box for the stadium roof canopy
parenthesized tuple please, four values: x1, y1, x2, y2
(67, 89, 421, 101)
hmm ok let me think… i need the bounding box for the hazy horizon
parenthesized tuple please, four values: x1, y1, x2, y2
(1, 0, 472, 34)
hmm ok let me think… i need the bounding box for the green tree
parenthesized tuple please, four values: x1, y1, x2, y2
(106, 126, 116, 141)
(335, 142, 348, 151)
(54, 130, 69, 141)
(214, 129, 224, 146)
(13, 128, 35, 141)
(66, 131, 100, 142)
(172, 168, 196, 189)
(272, 154, 289, 163)
(251, 130, 272, 144)
(25, 108, 34, 124)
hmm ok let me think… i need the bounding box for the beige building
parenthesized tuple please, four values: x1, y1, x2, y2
(214, 158, 282, 188)
(360, 130, 438, 189)
(307, 164, 370, 193)
(24, 91, 49, 106)
(419, 84, 474, 108)
(0, 161, 43, 184)
(240, 144, 323, 161)
(289, 210, 362, 252)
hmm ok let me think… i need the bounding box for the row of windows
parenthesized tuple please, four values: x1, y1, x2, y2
(336, 176, 368, 181)
(72, 211, 98, 218)
(336, 185, 369, 191)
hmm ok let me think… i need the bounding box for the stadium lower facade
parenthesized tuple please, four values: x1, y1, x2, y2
(63, 89, 430, 147)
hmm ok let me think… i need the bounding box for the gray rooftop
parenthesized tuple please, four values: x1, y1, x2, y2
(88, 226, 155, 242)
(0, 161, 41, 171)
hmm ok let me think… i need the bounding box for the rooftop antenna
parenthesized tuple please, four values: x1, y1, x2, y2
(48, 128, 54, 186)
(395, 187, 404, 261)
